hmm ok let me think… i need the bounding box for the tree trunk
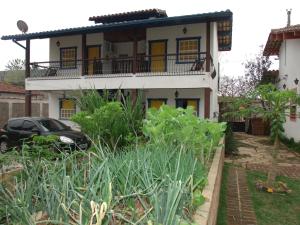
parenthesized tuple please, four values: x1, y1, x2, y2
(267, 134, 280, 186)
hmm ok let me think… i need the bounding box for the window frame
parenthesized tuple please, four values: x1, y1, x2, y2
(175, 98, 200, 116)
(59, 98, 76, 120)
(60, 46, 77, 69)
(176, 37, 201, 64)
(147, 98, 168, 109)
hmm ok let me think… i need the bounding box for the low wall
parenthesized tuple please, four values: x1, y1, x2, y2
(193, 137, 225, 225)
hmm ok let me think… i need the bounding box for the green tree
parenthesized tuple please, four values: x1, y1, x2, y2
(228, 84, 300, 186)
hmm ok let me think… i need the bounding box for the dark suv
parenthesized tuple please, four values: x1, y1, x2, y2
(0, 117, 91, 152)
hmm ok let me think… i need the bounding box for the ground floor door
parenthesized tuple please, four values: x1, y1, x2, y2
(149, 41, 167, 72)
(87, 46, 101, 75)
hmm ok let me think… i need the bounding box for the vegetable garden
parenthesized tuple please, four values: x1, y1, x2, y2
(0, 90, 225, 225)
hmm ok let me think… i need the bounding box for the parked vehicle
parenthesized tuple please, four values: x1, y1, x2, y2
(0, 117, 91, 152)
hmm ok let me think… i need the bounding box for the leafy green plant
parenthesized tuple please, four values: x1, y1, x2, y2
(143, 105, 225, 165)
(72, 89, 144, 150)
(280, 136, 300, 152)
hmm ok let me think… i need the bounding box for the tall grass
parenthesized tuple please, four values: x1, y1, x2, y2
(0, 144, 206, 224)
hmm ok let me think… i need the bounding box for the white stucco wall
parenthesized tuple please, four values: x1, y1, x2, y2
(146, 23, 207, 54)
(278, 39, 300, 141)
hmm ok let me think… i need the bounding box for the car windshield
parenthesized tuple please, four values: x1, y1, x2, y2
(37, 119, 69, 132)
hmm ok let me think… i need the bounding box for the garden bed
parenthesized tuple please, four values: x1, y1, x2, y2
(193, 137, 225, 225)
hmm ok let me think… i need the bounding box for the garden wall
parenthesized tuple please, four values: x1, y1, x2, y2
(193, 137, 225, 225)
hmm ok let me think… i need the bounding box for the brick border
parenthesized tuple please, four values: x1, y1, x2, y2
(193, 137, 225, 225)
(227, 167, 257, 225)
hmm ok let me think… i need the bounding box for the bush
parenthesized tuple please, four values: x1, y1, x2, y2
(143, 105, 226, 165)
(224, 125, 238, 155)
(72, 101, 129, 150)
(280, 135, 300, 152)
(72, 89, 144, 150)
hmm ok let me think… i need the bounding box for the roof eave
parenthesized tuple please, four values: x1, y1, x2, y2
(1, 10, 232, 41)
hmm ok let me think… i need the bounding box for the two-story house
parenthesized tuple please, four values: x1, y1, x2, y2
(1, 9, 233, 122)
(264, 21, 300, 141)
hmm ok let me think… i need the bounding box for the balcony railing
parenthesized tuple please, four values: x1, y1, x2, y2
(29, 52, 213, 78)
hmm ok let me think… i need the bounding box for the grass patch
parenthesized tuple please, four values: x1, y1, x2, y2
(246, 170, 300, 225)
(216, 163, 229, 225)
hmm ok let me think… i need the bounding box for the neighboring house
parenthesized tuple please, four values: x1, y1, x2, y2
(1, 9, 233, 121)
(0, 82, 48, 127)
(264, 24, 300, 141)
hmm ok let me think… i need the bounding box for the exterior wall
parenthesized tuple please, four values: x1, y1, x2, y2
(146, 23, 207, 54)
(145, 88, 205, 118)
(0, 93, 48, 127)
(278, 39, 300, 141)
(26, 73, 212, 90)
(146, 23, 208, 73)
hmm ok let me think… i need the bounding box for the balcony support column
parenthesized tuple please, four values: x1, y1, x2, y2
(25, 39, 31, 117)
(133, 37, 137, 74)
(204, 88, 211, 119)
(81, 34, 87, 75)
(206, 22, 211, 72)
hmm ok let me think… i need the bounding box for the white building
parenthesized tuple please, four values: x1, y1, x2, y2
(1, 9, 233, 122)
(264, 24, 300, 141)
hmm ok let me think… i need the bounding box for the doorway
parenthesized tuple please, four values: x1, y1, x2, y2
(87, 45, 101, 75)
(149, 40, 167, 72)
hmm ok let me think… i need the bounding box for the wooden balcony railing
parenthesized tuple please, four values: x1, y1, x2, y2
(29, 52, 213, 78)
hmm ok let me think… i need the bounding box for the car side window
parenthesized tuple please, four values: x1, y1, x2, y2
(7, 119, 24, 130)
(22, 121, 38, 131)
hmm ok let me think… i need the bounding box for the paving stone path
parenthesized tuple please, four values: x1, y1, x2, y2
(227, 167, 257, 225)
(226, 132, 300, 179)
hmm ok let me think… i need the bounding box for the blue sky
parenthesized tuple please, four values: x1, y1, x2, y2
(0, 0, 299, 76)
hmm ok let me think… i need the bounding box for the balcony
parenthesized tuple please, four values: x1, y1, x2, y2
(26, 53, 216, 91)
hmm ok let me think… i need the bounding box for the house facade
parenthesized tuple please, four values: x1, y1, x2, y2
(1, 9, 233, 121)
(264, 24, 300, 141)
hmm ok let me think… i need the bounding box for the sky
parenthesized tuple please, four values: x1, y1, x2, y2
(0, 0, 300, 77)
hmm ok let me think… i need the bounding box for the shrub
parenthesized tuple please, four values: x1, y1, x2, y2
(72, 89, 144, 150)
(280, 135, 300, 152)
(143, 105, 225, 165)
(224, 125, 238, 155)
(72, 101, 129, 150)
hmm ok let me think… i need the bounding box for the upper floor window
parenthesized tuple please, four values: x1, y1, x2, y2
(60, 47, 77, 69)
(176, 37, 200, 63)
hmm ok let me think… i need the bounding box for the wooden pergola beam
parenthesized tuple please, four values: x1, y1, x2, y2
(25, 39, 31, 117)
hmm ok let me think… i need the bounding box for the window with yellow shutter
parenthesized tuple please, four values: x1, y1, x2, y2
(148, 99, 167, 110)
(60, 98, 76, 119)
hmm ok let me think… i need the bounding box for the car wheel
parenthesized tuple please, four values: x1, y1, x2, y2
(0, 140, 8, 153)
